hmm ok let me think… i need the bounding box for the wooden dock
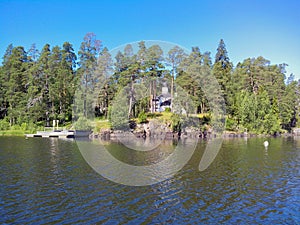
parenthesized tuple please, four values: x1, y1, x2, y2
(25, 130, 91, 138)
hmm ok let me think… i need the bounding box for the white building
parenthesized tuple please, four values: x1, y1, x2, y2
(155, 87, 171, 112)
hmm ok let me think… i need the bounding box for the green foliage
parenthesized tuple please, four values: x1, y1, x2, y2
(0, 130, 27, 136)
(279, 81, 298, 131)
(232, 90, 281, 134)
(0, 38, 298, 135)
(73, 117, 92, 130)
(146, 112, 162, 119)
(0, 119, 41, 134)
(171, 114, 181, 132)
(213, 39, 233, 110)
(138, 111, 147, 123)
(135, 96, 149, 118)
(94, 120, 111, 133)
(0, 119, 10, 130)
(164, 107, 171, 112)
(225, 117, 238, 131)
(176, 48, 207, 114)
(109, 90, 129, 130)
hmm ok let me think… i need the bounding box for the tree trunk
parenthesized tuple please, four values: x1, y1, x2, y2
(153, 79, 157, 112)
(171, 69, 174, 112)
(149, 81, 153, 113)
(128, 76, 135, 118)
(104, 87, 108, 118)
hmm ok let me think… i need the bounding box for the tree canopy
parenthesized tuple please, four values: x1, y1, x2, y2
(0, 35, 299, 134)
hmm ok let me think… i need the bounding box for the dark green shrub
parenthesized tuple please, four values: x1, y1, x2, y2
(225, 117, 237, 131)
(138, 111, 148, 123)
(73, 117, 92, 130)
(164, 107, 171, 112)
(171, 114, 181, 132)
(0, 119, 10, 131)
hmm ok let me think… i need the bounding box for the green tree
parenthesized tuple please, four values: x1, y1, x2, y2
(280, 80, 298, 131)
(213, 39, 233, 112)
(26, 44, 44, 123)
(177, 47, 207, 114)
(145, 45, 164, 113)
(0, 44, 14, 119)
(49, 45, 62, 120)
(167, 46, 186, 112)
(96, 47, 113, 118)
(60, 42, 77, 122)
(4, 46, 30, 125)
(76, 33, 101, 118)
(37, 44, 52, 126)
(27, 43, 40, 62)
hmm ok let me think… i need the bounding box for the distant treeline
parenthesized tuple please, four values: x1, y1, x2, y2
(0, 33, 299, 134)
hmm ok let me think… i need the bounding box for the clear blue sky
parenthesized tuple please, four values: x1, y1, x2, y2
(1, 0, 299, 78)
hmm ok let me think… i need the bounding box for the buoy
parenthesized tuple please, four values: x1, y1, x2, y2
(263, 141, 269, 147)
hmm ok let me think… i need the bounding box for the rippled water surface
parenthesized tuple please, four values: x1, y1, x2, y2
(0, 136, 299, 224)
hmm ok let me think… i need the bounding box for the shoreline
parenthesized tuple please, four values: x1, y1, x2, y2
(1, 128, 298, 139)
(90, 129, 298, 141)
(0, 130, 32, 136)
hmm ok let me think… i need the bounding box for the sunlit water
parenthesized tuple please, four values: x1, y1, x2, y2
(0, 136, 299, 224)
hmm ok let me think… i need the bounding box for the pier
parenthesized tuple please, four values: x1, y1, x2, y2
(25, 130, 90, 138)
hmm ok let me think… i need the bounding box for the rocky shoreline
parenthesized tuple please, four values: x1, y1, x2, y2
(90, 121, 300, 140)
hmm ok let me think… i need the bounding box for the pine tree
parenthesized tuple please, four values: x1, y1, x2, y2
(167, 46, 186, 112)
(76, 33, 101, 118)
(96, 47, 113, 118)
(280, 80, 298, 131)
(177, 47, 207, 114)
(213, 39, 233, 112)
(61, 42, 77, 122)
(27, 45, 43, 123)
(4, 46, 30, 125)
(145, 45, 164, 113)
(36, 44, 52, 126)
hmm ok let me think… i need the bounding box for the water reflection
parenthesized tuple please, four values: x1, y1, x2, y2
(0, 137, 299, 224)
(76, 137, 198, 186)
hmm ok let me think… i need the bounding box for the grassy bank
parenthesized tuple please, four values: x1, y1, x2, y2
(91, 112, 210, 133)
(0, 119, 75, 136)
(0, 130, 30, 136)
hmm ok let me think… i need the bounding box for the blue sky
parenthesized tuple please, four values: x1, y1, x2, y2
(0, 0, 299, 78)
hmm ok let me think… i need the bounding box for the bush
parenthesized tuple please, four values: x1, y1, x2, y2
(138, 111, 147, 123)
(73, 117, 92, 130)
(20, 122, 28, 131)
(94, 120, 111, 133)
(171, 114, 181, 132)
(164, 107, 171, 112)
(0, 119, 10, 131)
(146, 112, 162, 119)
(225, 117, 238, 131)
(10, 124, 21, 130)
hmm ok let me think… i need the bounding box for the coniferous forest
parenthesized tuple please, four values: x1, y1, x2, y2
(0, 33, 299, 135)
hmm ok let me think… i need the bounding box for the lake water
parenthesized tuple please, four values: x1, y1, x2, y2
(0, 136, 299, 224)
